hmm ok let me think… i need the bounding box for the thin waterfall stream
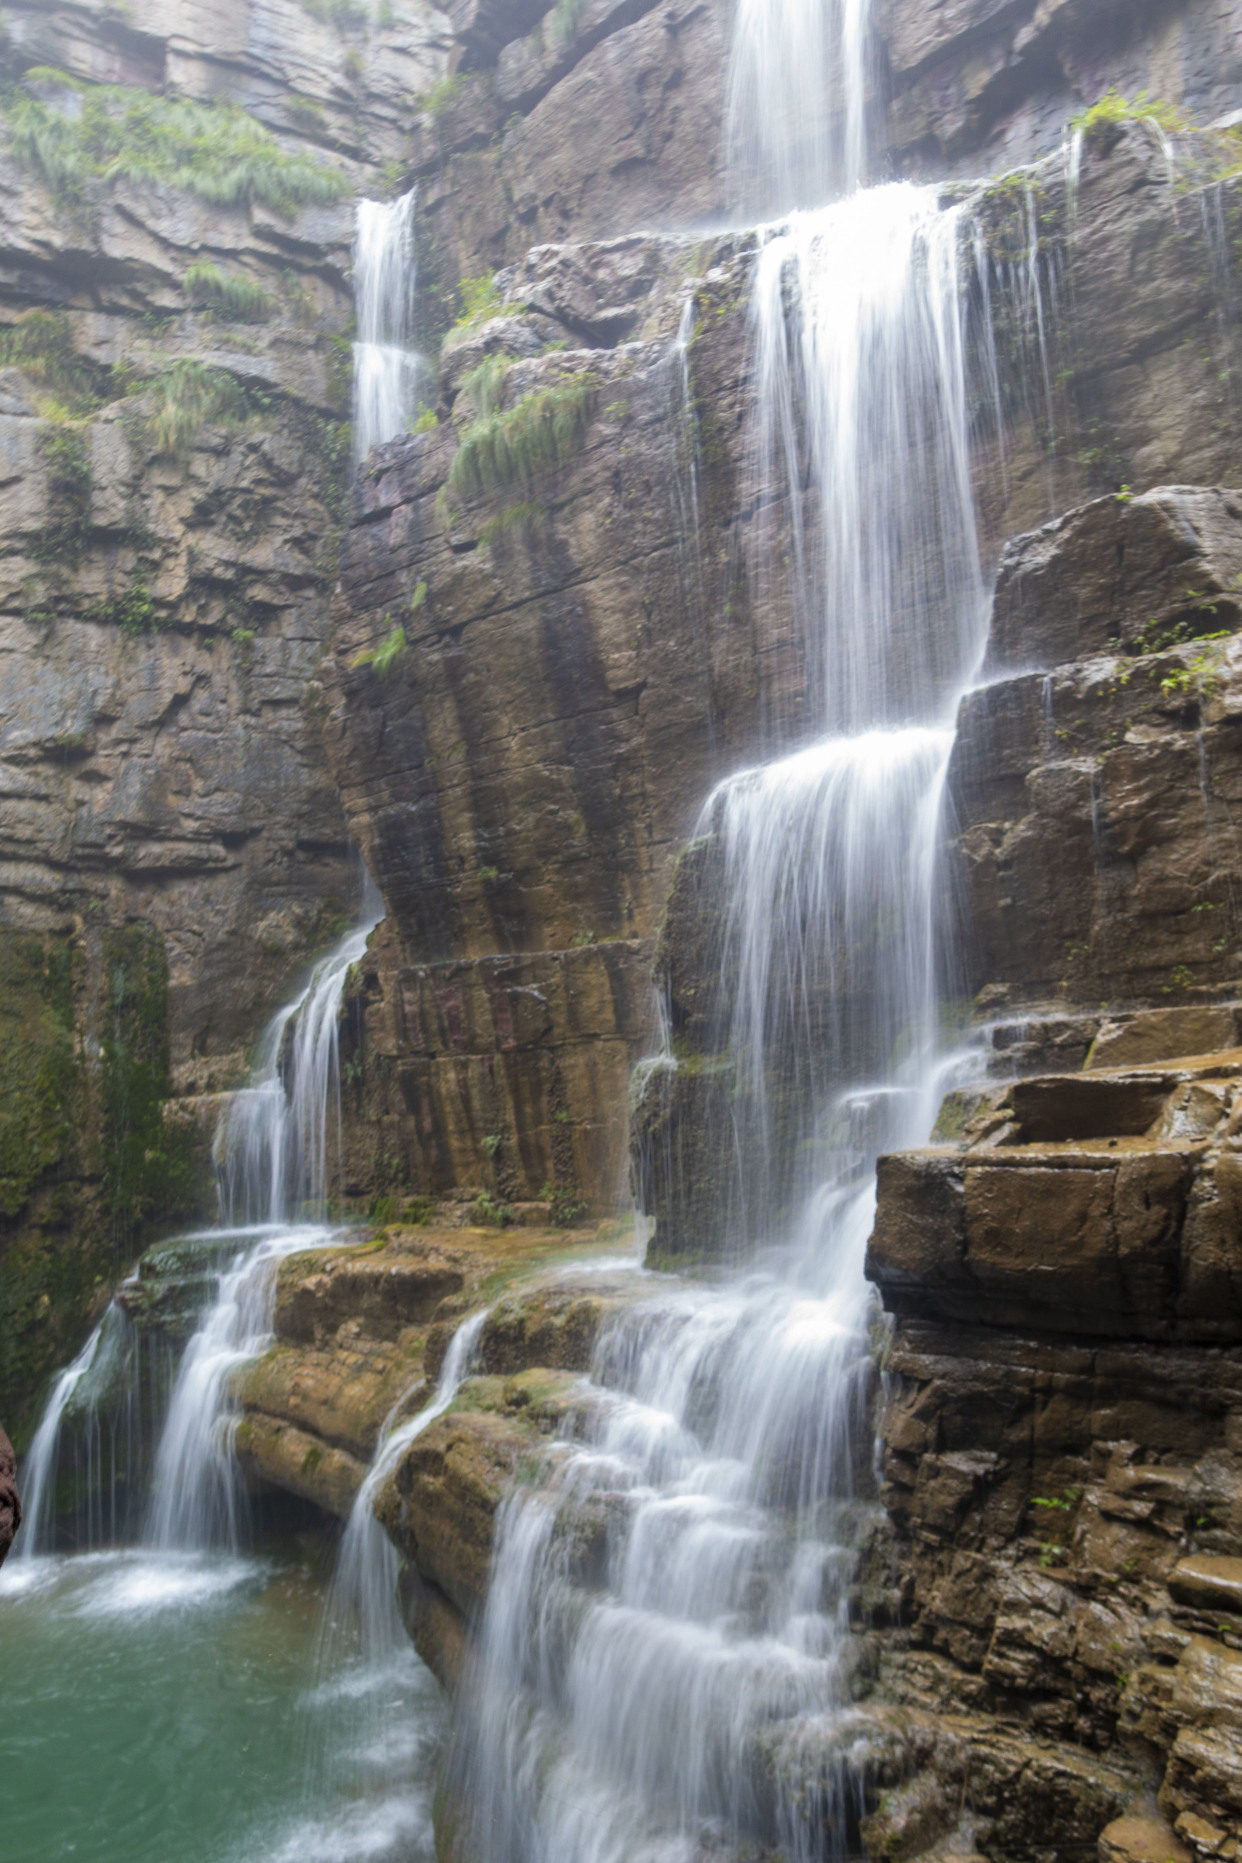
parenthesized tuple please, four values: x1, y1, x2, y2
(353, 187, 424, 462)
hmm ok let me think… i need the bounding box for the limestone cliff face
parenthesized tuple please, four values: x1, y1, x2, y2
(0, 0, 452, 1428)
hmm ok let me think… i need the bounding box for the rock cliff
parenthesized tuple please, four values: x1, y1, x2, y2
(14, 3, 1242, 1859)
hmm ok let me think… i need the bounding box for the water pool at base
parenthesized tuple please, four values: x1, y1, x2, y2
(0, 1545, 444, 1863)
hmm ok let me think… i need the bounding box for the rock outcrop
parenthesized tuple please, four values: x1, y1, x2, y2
(0, 1420, 20, 1564)
(229, 1216, 631, 1520)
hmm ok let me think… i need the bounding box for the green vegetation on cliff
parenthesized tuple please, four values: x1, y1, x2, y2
(0, 934, 82, 1224)
(145, 360, 251, 458)
(449, 373, 595, 500)
(185, 263, 274, 324)
(0, 925, 205, 1443)
(0, 309, 108, 414)
(5, 73, 348, 215)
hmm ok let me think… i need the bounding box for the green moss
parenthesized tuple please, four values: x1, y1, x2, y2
(4, 76, 348, 216)
(185, 261, 273, 323)
(1071, 87, 1188, 141)
(0, 933, 81, 1221)
(449, 375, 595, 499)
(100, 926, 197, 1251)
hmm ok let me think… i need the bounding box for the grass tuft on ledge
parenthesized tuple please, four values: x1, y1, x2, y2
(449, 375, 595, 500)
(5, 75, 349, 216)
(185, 262, 274, 323)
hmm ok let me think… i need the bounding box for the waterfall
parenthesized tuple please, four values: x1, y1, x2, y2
(353, 188, 423, 462)
(146, 888, 385, 1551)
(725, 0, 870, 216)
(447, 183, 989, 1863)
(328, 1309, 490, 1660)
(9, 1322, 106, 1563)
(215, 881, 384, 1227)
(11, 883, 386, 1561)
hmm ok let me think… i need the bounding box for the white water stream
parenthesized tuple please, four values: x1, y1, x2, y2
(726, 0, 870, 215)
(447, 159, 991, 1863)
(12, 881, 384, 1562)
(353, 187, 424, 462)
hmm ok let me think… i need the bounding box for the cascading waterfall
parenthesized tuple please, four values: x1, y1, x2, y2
(725, 0, 870, 216)
(147, 886, 385, 1551)
(353, 187, 424, 462)
(9, 1320, 108, 1562)
(215, 883, 383, 1228)
(448, 185, 990, 1863)
(10, 882, 384, 1561)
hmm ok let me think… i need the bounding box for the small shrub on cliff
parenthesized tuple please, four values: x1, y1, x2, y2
(5, 76, 348, 216)
(34, 417, 92, 566)
(185, 262, 273, 324)
(449, 272, 505, 336)
(449, 375, 595, 500)
(144, 360, 248, 457)
(351, 621, 407, 676)
(473, 1190, 516, 1228)
(551, 0, 587, 48)
(540, 1182, 588, 1228)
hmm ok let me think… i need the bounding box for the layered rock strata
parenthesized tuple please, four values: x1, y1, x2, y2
(229, 1216, 632, 1522)
(0, 0, 452, 1422)
(865, 1034, 1242, 1859)
(331, 122, 1242, 1229)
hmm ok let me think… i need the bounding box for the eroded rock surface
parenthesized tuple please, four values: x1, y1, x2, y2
(0, 1420, 20, 1564)
(232, 1219, 631, 1520)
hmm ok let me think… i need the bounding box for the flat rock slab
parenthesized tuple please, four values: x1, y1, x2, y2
(1170, 1556, 1242, 1617)
(1099, 1814, 1192, 1863)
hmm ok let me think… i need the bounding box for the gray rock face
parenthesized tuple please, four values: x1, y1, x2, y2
(983, 488, 1242, 678)
(0, 1421, 19, 1565)
(3, 0, 453, 169)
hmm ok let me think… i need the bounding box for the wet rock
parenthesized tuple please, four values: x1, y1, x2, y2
(1099, 1813, 1193, 1863)
(397, 1564, 469, 1691)
(475, 1285, 618, 1374)
(374, 1390, 563, 1616)
(234, 1413, 367, 1519)
(1170, 1556, 1242, 1617)
(1089, 1010, 1242, 1071)
(868, 1127, 1207, 1340)
(0, 1421, 20, 1565)
(983, 488, 1242, 679)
